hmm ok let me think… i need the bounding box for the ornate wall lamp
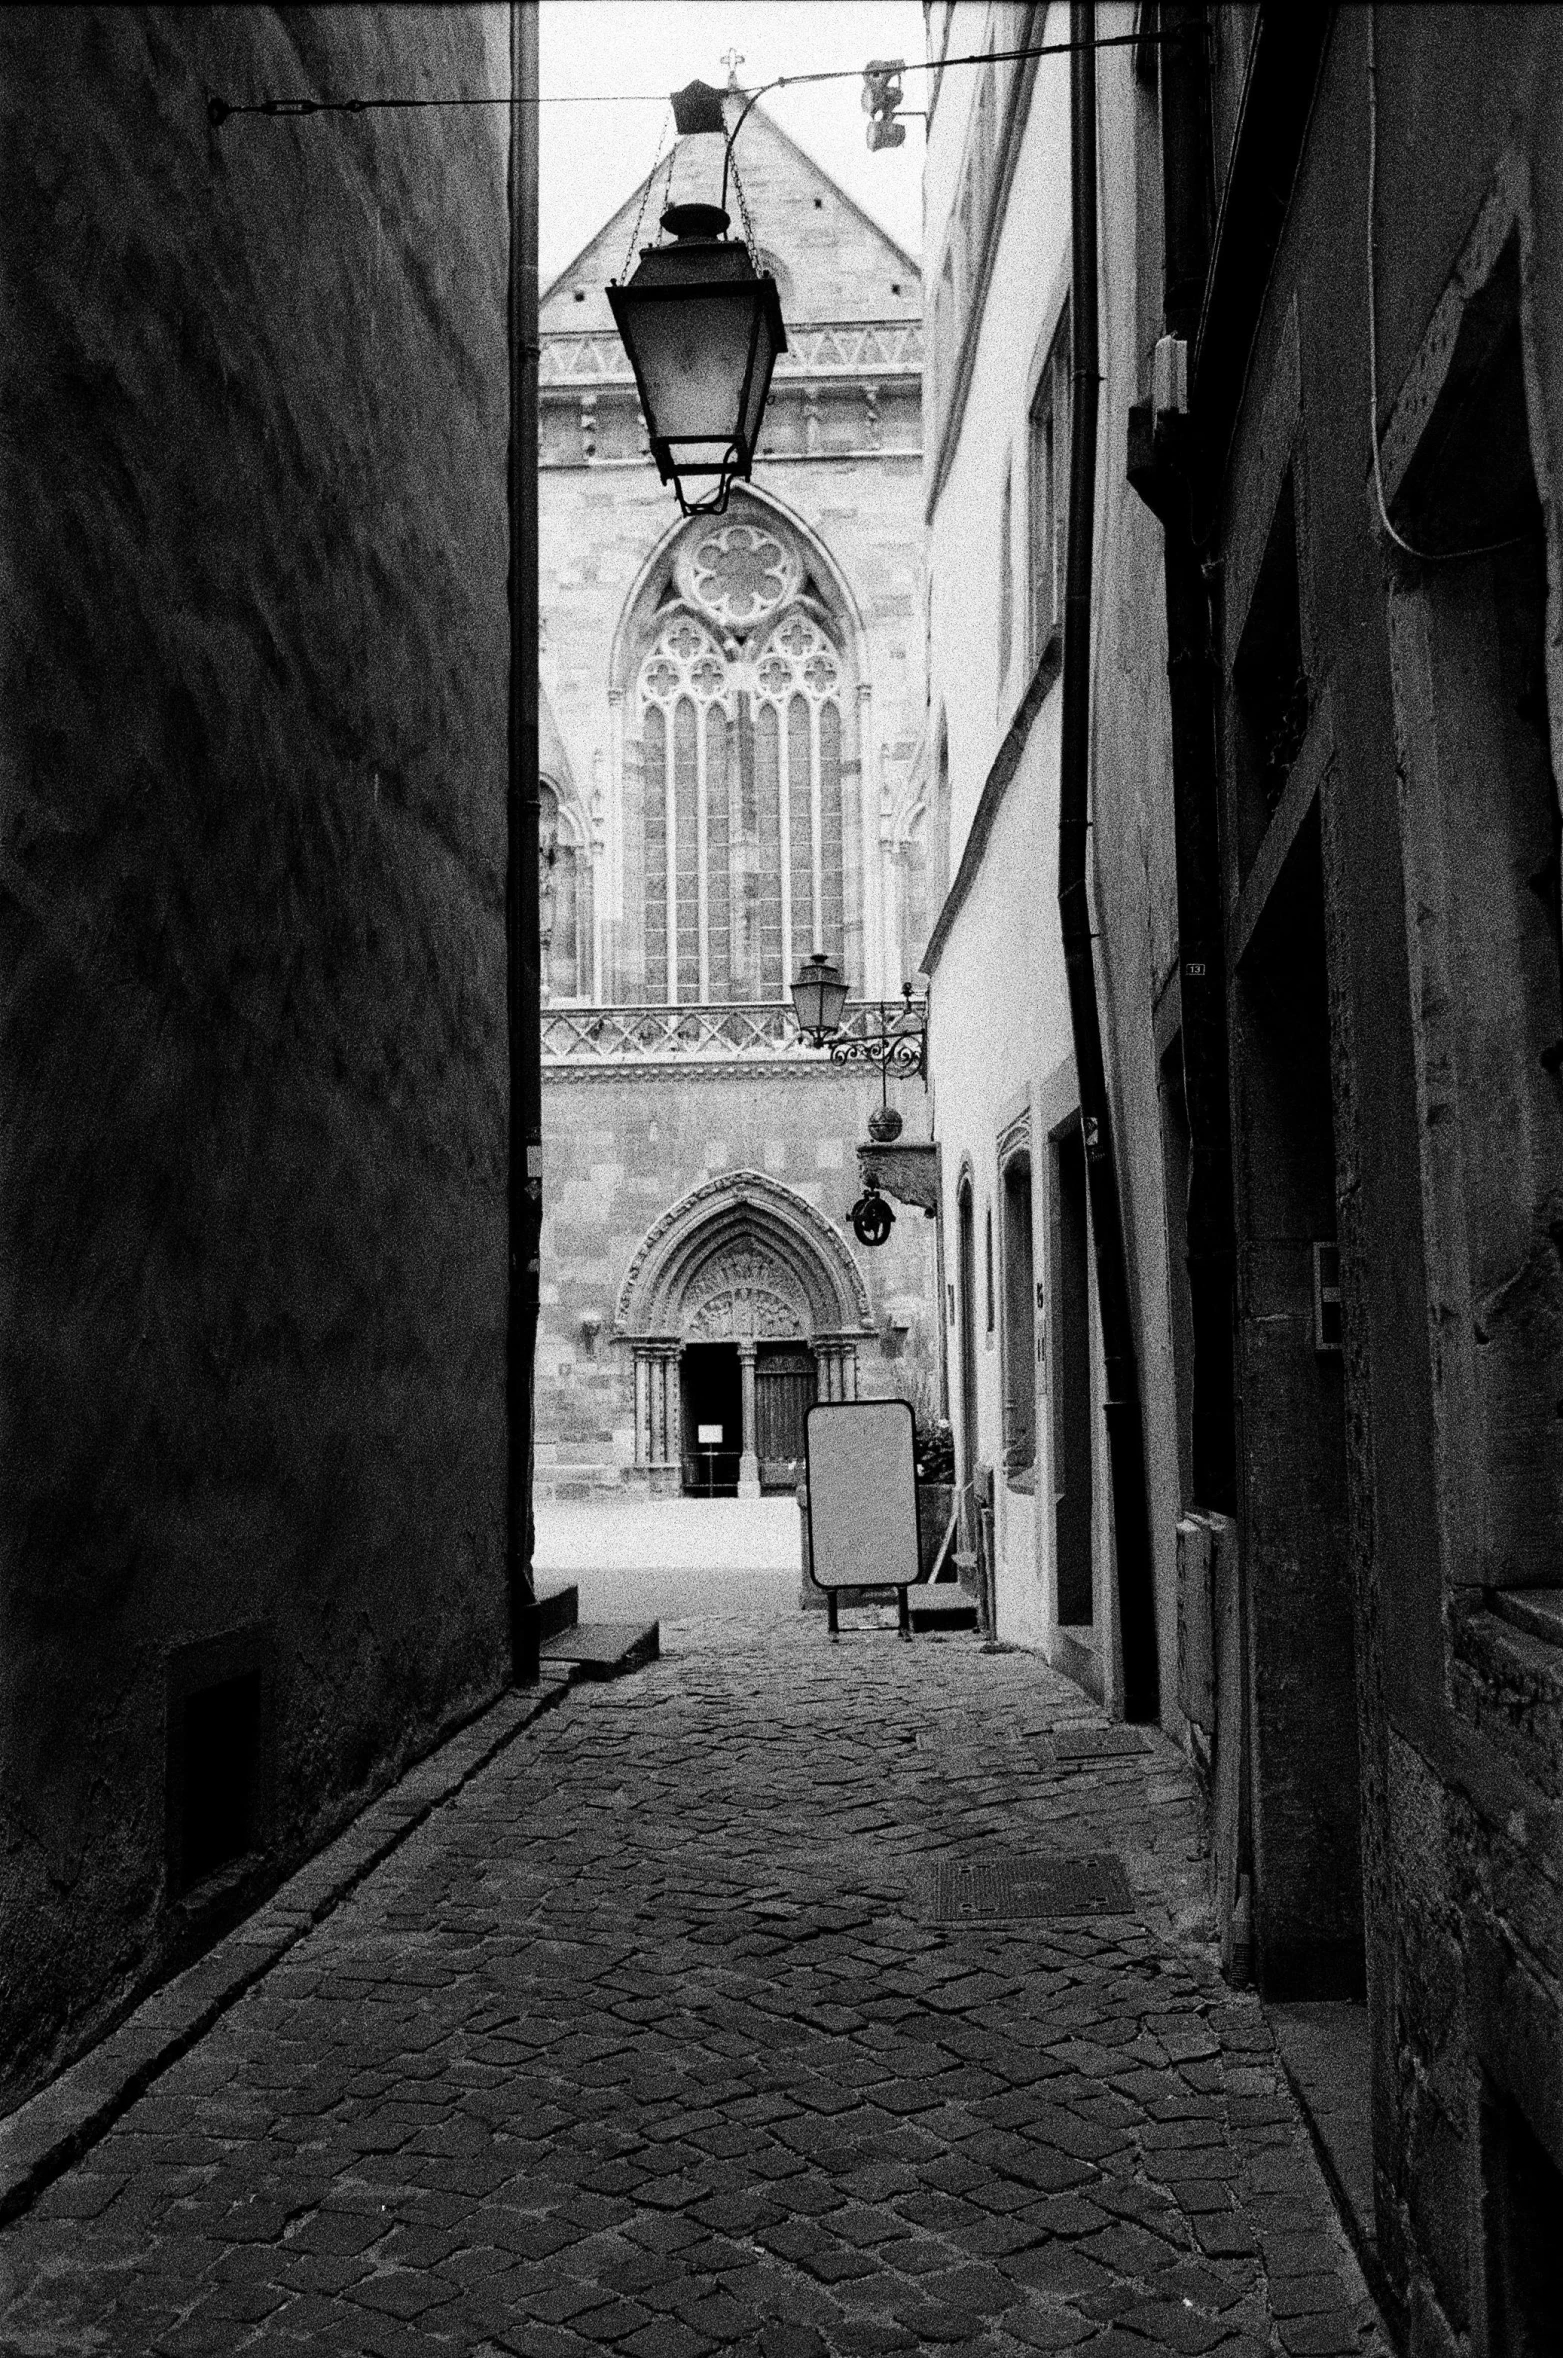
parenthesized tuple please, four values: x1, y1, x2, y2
(788, 955, 929, 1246)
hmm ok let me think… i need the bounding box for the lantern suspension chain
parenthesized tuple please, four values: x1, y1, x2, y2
(726, 125, 758, 257)
(620, 104, 674, 282)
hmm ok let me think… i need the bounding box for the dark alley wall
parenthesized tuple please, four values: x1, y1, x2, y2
(0, 6, 510, 2102)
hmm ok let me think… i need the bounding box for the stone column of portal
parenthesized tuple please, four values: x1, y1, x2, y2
(633, 1348, 650, 1469)
(818, 1345, 839, 1403)
(647, 1345, 682, 1499)
(665, 1346, 682, 1472)
(738, 1341, 760, 1498)
(843, 1345, 858, 1401)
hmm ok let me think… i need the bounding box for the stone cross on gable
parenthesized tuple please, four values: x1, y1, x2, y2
(721, 48, 744, 88)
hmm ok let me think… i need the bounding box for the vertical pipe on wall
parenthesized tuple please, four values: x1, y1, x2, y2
(1057, 0, 1161, 1720)
(507, 0, 542, 1683)
(1159, 2, 1236, 1515)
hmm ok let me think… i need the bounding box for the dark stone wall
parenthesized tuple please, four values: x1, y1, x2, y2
(0, 7, 510, 2104)
(1217, 10, 1563, 2347)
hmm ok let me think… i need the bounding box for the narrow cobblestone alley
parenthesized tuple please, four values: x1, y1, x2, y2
(0, 1622, 1388, 2358)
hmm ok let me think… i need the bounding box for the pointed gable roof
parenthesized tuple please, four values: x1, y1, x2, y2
(542, 97, 921, 342)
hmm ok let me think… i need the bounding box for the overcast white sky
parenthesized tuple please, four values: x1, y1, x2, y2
(539, 2, 927, 284)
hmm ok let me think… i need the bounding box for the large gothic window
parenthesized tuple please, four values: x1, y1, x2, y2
(633, 517, 853, 1005)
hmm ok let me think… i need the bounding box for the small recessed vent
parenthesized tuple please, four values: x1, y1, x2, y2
(181, 1671, 260, 1889)
(167, 1630, 270, 1901)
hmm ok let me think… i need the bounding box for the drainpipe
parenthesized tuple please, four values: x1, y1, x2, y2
(1155, 4, 1237, 1514)
(507, 1, 543, 1683)
(1058, 0, 1161, 1721)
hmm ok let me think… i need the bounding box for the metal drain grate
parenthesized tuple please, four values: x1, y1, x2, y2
(929, 1852, 1134, 1923)
(1053, 1726, 1149, 1760)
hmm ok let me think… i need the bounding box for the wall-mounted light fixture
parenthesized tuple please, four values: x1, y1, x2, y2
(789, 958, 927, 1079)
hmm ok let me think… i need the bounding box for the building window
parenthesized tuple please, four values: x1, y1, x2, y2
(1232, 464, 1309, 878)
(1483, 2080, 1563, 2358)
(1001, 1150, 1036, 1476)
(934, 249, 957, 435)
(898, 803, 929, 987)
(1029, 303, 1071, 658)
(931, 716, 952, 913)
(997, 455, 1014, 688)
(635, 519, 851, 1005)
(539, 781, 590, 1002)
(1383, 230, 1563, 1589)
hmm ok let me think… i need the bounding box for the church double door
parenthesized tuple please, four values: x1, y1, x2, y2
(755, 1346, 816, 1493)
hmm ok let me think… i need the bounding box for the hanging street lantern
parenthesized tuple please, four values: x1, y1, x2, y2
(607, 77, 787, 519)
(608, 200, 786, 518)
(789, 952, 851, 1047)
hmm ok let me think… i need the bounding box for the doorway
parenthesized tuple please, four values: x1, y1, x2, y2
(681, 1345, 741, 1495)
(1049, 1119, 1094, 1627)
(756, 1346, 816, 1491)
(956, 1177, 980, 1497)
(1233, 803, 1360, 1996)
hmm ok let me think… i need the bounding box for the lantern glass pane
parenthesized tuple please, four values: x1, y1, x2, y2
(741, 307, 780, 453)
(791, 973, 823, 1034)
(791, 954, 847, 1039)
(626, 287, 764, 449)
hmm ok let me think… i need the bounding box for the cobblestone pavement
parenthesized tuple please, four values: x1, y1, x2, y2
(0, 1620, 1388, 2357)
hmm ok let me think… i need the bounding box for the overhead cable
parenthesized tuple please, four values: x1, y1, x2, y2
(207, 27, 1176, 128)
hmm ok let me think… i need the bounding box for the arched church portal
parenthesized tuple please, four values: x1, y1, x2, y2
(615, 1171, 873, 1497)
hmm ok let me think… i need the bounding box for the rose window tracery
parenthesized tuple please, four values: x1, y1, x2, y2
(679, 524, 801, 628)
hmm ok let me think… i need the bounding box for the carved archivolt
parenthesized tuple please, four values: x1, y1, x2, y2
(615, 1168, 874, 1341)
(685, 1249, 804, 1341)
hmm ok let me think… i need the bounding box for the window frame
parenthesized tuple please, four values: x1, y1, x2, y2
(1027, 296, 1072, 670)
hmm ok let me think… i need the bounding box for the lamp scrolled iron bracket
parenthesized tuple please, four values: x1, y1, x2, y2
(826, 1026, 926, 1081)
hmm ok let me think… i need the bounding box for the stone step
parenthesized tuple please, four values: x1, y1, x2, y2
(909, 1601, 980, 1633)
(540, 1621, 660, 1681)
(536, 1583, 579, 1641)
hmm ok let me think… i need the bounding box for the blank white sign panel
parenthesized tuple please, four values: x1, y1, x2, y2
(806, 1400, 920, 1590)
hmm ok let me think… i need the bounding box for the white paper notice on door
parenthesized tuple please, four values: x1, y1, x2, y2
(804, 1399, 920, 1591)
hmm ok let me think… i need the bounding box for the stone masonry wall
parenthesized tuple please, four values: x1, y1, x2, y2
(0, 6, 510, 2104)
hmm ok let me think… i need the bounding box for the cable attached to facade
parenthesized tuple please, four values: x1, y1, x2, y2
(206, 29, 1178, 132)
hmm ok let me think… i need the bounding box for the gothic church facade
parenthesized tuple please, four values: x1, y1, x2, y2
(535, 97, 936, 1499)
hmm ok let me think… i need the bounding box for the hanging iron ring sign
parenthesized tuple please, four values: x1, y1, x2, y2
(849, 1183, 896, 1248)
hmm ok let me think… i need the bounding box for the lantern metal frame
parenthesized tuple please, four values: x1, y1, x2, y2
(608, 184, 786, 518)
(789, 950, 851, 1048)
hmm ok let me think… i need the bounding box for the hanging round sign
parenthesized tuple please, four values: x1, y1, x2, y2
(849, 1184, 896, 1248)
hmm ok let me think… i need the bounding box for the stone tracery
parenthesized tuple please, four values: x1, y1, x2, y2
(634, 509, 853, 1009)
